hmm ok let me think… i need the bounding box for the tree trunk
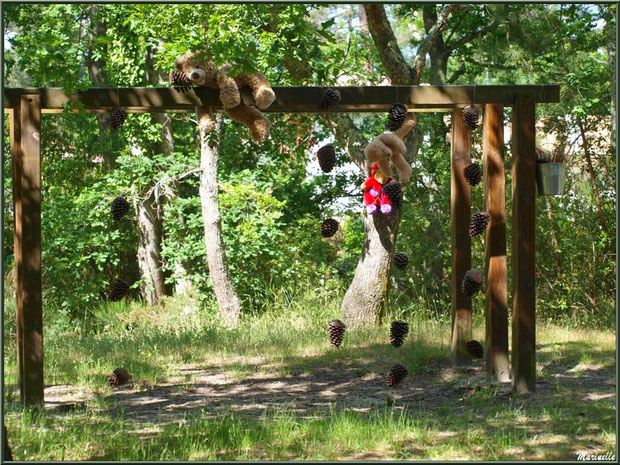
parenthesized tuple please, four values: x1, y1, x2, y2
(197, 107, 242, 325)
(545, 197, 562, 280)
(342, 206, 402, 328)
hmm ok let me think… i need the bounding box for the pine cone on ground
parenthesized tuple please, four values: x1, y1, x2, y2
(382, 181, 403, 207)
(466, 340, 484, 359)
(328, 319, 346, 348)
(462, 269, 483, 296)
(109, 108, 128, 131)
(111, 196, 130, 221)
(108, 279, 130, 302)
(317, 144, 336, 173)
(390, 321, 409, 348)
(169, 70, 192, 93)
(386, 103, 407, 131)
(108, 367, 131, 387)
(463, 162, 482, 186)
(462, 105, 480, 131)
(386, 363, 408, 387)
(318, 88, 341, 110)
(469, 211, 490, 237)
(393, 252, 409, 270)
(321, 218, 339, 238)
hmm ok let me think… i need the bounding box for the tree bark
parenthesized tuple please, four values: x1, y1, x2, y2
(197, 107, 242, 325)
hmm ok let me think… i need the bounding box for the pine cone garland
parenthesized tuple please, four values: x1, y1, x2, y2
(318, 88, 341, 110)
(108, 279, 130, 302)
(466, 340, 484, 359)
(386, 363, 408, 387)
(111, 196, 130, 221)
(328, 319, 346, 347)
(386, 103, 407, 131)
(169, 70, 192, 93)
(462, 105, 480, 131)
(462, 269, 483, 296)
(393, 252, 409, 270)
(109, 108, 128, 131)
(321, 218, 339, 238)
(463, 162, 482, 186)
(469, 211, 490, 237)
(382, 181, 403, 207)
(108, 367, 131, 387)
(317, 144, 336, 173)
(390, 321, 409, 348)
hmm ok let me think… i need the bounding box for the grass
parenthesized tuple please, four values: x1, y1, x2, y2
(2, 290, 617, 461)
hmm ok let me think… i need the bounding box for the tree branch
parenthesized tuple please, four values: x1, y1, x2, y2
(447, 16, 502, 51)
(412, 4, 456, 84)
(321, 114, 368, 172)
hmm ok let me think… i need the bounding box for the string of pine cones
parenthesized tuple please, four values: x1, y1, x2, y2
(108, 108, 128, 131)
(108, 278, 130, 302)
(328, 319, 346, 348)
(316, 144, 336, 173)
(462, 105, 480, 131)
(393, 253, 409, 270)
(390, 321, 409, 348)
(466, 340, 484, 359)
(318, 88, 341, 111)
(387, 103, 407, 131)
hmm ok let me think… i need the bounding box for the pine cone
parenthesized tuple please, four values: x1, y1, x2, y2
(382, 181, 403, 207)
(386, 363, 408, 387)
(328, 319, 346, 348)
(169, 70, 192, 93)
(462, 105, 480, 131)
(466, 340, 484, 359)
(108, 367, 131, 387)
(111, 196, 130, 221)
(109, 108, 128, 131)
(386, 103, 407, 131)
(393, 252, 409, 270)
(108, 279, 130, 302)
(318, 88, 341, 111)
(390, 321, 409, 348)
(463, 162, 482, 186)
(317, 144, 336, 173)
(321, 218, 339, 238)
(462, 269, 483, 296)
(469, 211, 490, 237)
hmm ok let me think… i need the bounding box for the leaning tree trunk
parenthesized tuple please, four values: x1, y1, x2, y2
(197, 107, 242, 325)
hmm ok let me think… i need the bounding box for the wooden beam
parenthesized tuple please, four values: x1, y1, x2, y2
(511, 96, 537, 394)
(450, 109, 472, 366)
(15, 94, 44, 408)
(3, 85, 560, 113)
(483, 104, 510, 382)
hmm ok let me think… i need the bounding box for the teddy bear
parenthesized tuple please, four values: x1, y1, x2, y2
(172, 51, 276, 143)
(361, 162, 394, 215)
(364, 112, 417, 182)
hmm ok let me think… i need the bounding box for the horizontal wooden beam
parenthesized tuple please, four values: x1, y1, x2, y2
(3, 85, 560, 113)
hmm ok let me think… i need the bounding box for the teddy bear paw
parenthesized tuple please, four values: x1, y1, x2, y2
(255, 86, 276, 110)
(366, 204, 377, 215)
(380, 204, 392, 215)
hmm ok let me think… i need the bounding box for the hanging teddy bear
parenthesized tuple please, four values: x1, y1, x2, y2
(171, 51, 276, 143)
(362, 162, 394, 215)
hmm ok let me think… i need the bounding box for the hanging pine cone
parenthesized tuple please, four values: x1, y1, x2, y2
(393, 252, 409, 270)
(469, 211, 490, 237)
(463, 161, 482, 186)
(386, 363, 408, 387)
(111, 196, 130, 221)
(386, 103, 407, 131)
(169, 70, 192, 93)
(317, 144, 336, 173)
(109, 107, 128, 131)
(462, 105, 480, 131)
(328, 319, 346, 348)
(390, 321, 409, 348)
(466, 340, 484, 359)
(108, 279, 130, 302)
(321, 218, 339, 238)
(462, 269, 483, 296)
(318, 88, 341, 110)
(108, 367, 131, 387)
(382, 181, 403, 207)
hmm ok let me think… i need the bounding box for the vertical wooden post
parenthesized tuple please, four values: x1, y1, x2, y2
(450, 109, 472, 365)
(12, 94, 44, 407)
(511, 95, 537, 394)
(483, 104, 510, 382)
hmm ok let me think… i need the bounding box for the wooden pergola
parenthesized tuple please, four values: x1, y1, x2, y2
(3, 84, 560, 407)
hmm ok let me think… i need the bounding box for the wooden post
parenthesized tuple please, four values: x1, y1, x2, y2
(483, 104, 510, 382)
(450, 109, 472, 365)
(11, 94, 44, 408)
(511, 95, 537, 394)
